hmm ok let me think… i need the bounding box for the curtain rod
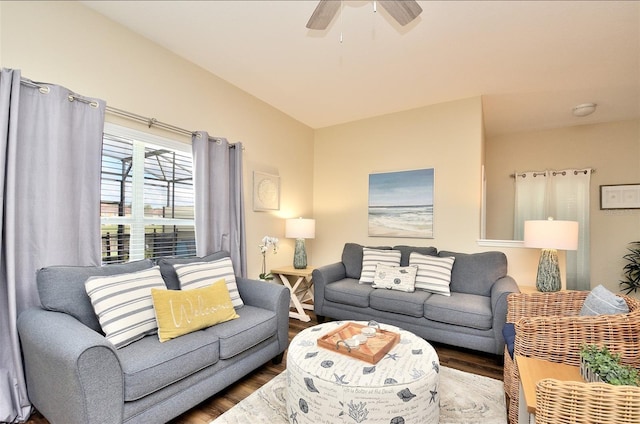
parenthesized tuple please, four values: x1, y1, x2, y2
(20, 78, 207, 140)
(105, 105, 199, 138)
(510, 169, 596, 178)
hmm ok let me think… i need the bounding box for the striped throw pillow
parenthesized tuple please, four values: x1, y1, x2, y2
(85, 266, 167, 349)
(359, 248, 402, 284)
(173, 257, 243, 309)
(410, 252, 455, 296)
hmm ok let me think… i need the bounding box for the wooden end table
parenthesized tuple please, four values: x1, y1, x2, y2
(515, 355, 583, 423)
(271, 266, 314, 322)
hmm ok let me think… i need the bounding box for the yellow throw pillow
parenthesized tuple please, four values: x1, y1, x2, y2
(151, 278, 239, 342)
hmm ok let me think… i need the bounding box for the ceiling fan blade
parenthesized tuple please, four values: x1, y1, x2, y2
(378, 0, 423, 26)
(306, 0, 341, 30)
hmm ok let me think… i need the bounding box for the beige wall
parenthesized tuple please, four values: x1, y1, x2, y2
(485, 119, 640, 293)
(0, 1, 315, 278)
(312, 97, 486, 264)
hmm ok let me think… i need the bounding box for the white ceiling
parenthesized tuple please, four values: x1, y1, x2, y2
(82, 1, 640, 137)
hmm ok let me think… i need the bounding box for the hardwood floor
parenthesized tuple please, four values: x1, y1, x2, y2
(26, 313, 504, 424)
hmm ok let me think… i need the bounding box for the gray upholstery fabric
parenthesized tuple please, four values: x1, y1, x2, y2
(17, 309, 123, 424)
(439, 250, 507, 296)
(236, 277, 290, 355)
(117, 331, 220, 401)
(157, 251, 231, 290)
(393, 245, 438, 266)
(325, 278, 374, 307)
(341, 243, 391, 279)
(424, 292, 493, 330)
(203, 305, 277, 359)
(37, 259, 155, 332)
(314, 243, 519, 355)
(369, 288, 431, 317)
(312, 263, 346, 313)
(18, 263, 290, 424)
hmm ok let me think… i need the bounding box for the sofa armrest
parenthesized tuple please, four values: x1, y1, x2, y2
(490, 275, 519, 354)
(236, 277, 290, 353)
(17, 308, 123, 424)
(312, 262, 346, 314)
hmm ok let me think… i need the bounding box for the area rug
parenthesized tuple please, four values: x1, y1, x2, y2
(211, 366, 506, 424)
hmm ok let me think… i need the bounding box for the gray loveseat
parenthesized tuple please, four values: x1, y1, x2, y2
(313, 243, 519, 355)
(17, 251, 290, 424)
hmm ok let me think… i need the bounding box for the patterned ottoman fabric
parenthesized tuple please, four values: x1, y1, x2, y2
(286, 321, 440, 424)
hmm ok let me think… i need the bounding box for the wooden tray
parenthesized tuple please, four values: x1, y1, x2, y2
(317, 322, 400, 364)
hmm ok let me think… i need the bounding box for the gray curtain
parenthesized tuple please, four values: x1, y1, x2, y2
(192, 132, 247, 277)
(0, 69, 105, 422)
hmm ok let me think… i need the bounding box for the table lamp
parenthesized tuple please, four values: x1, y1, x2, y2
(285, 218, 315, 269)
(524, 218, 579, 292)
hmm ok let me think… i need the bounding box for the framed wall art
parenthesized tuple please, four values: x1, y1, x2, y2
(600, 184, 640, 210)
(368, 168, 434, 238)
(253, 171, 280, 211)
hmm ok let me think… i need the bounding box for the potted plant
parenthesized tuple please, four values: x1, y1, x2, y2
(580, 344, 640, 386)
(620, 241, 640, 294)
(258, 236, 279, 281)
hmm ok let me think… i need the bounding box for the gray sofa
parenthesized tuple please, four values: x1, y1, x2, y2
(17, 251, 290, 424)
(312, 243, 519, 355)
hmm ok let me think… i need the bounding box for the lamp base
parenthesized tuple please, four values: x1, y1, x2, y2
(293, 238, 307, 269)
(536, 248, 561, 292)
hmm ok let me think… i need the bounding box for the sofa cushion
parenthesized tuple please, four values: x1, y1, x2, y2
(370, 289, 431, 318)
(439, 251, 507, 296)
(410, 253, 455, 296)
(393, 245, 438, 266)
(359, 248, 402, 284)
(342, 243, 392, 279)
(37, 259, 155, 333)
(424, 292, 493, 330)
(325, 279, 374, 308)
(580, 284, 629, 316)
(85, 266, 167, 348)
(157, 251, 230, 290)
(116, 329, 220, 401)
(372, 264, 418, 292)
(203, 305, 278, 359)
(151, 279, 239, 342)
(173, 257, 243, 308)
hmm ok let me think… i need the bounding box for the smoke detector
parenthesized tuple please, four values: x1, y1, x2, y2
(572, 103, 597, 117)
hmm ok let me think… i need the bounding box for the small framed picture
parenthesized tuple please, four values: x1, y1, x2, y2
(253, 171, 280, 211)
(600, 184, 640, 210)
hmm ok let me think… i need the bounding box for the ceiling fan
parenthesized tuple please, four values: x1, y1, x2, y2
(306, 0, 423, 30)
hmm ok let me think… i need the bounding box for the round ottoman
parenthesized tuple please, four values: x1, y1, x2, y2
(286, 321, 440, 424)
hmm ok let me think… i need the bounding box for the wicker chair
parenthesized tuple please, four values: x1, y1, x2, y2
(536, 378, 640, 424)
(503, 290, 640, 424)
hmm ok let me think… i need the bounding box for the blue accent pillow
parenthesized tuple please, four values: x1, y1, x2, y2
(580, 284, 629, 316)
(502, 322, 515, 359)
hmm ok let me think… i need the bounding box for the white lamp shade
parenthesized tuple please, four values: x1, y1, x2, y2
(524, 219, 579, 251)
(285, 218, 316, 239)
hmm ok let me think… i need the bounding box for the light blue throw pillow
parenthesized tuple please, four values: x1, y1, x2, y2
(580, 284, 629, 316)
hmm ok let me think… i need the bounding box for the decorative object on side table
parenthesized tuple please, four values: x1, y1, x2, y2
(285, 217, 315, 269)
(524, 217, 579, 292)
(258, 236, 279, 280)
(580, 344, 640, 386)
(621, 241, 640, 294)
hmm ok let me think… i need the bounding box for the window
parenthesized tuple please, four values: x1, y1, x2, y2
(100, 123, 196, 263)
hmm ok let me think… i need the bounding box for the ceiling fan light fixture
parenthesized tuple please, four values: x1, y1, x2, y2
(572, 103, 597, 117)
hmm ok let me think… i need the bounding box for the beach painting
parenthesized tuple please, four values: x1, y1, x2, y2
(368, 168, 434, 238)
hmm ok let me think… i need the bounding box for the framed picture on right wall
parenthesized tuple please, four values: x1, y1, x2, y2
(600, 184, 640, 210)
